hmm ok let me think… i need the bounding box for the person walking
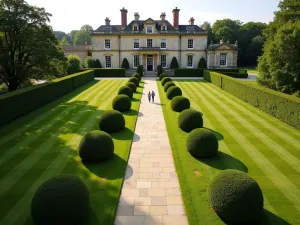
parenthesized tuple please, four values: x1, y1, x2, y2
(148, 91, 151, 103)
(151, 90, 155, 102)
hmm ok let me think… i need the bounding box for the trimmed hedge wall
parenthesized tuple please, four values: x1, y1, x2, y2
(203, 70, 300, 130)
(81, 68, 125, 77)
(211, 68, 239, 73)
(220, 72, 248, 79)
(0, 70, 94, 126)
(174, 69, 204, 77)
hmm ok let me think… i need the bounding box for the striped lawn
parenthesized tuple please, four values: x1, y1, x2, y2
(157, 79, 300, 225)
(0, 80, 144, 225)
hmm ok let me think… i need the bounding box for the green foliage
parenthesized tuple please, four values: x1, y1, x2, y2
(212, 19, 242, 43)
(129, 77, 139, 86)
(121, 58, 130, 69)
(67, 54, 81, 74)
(83, 56, 96, 68)
(99, 110, 125, 133)
(178, 109, 203, 132)
(132, 73, 141, 81)
(80, 24, 93, 33)
(125, 82, 137, 92)
(200, 21, 214, 44)
(204, 70, 300, 129)
(118, 86, 133, 99)
(69, 30, 78, 42)
(208, 170, 264, 223)
(90, 68, 125, 77)
(136, 65, 144, 76)
(174, 69, 204, 77)
(79, 130, 114, 162)
(112, 94, 132, 112)
(164, 81, 176, 92)
(219, 71, 248, 78)
(198, 57, 207, 69)
(161, 77, 172, 86)
(31, 175, 90, 225)
(157, 65, 163, 77)
(171, 96, 190, 112)
(186, 128, 218, 158)
(74, 30, 91, 45)
(94, 59, 102, 68)
(159, 73, 168, 81)
(0, 0, 67, 91)
(166, 86, 182, 100)
(0, 70, 94, 126)
(59, 36, 71, 45)
(170, 57, 179, 69)
(53, 31, 73, 44)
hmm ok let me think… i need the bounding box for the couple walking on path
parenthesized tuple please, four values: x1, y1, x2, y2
(148, 91, 155, 103)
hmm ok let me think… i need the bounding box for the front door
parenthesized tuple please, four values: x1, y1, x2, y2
(147, 55, 153, 71)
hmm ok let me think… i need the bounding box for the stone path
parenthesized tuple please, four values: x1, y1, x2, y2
(115, 78, 188, 225)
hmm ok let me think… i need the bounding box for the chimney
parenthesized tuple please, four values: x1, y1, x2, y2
(134, 12, 140, 20)
(172, 7, 180, 29)
(105, 17, 110, 26)
(189, 17, 195, 25)
(120, 7, 128, 28)
(160, 12, 166, 21)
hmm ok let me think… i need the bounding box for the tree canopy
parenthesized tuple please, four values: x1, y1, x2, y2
(74, 30, 91, 45)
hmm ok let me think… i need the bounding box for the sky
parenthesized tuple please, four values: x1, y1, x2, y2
(26, 0, 280, 33)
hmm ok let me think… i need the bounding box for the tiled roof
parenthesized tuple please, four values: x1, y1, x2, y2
(178, 25, 205, 33)
(93, 25, 122, 33)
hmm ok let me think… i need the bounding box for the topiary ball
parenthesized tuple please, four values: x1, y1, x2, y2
(129, 77, 139, 86)
(132, 72, 141, 81)
(112, 94, 131, 112)
(171, 96, 190, 112)
(164, 81, 176, 92)
(159, 73, 168, 81)
(208, 169, 264, 223)
(178, 109, 203, 132)
(99, 110, 125, 133)
(186, 128, 218, 158)
(166, 86, 182, 100)
(79, 130, 114, 162)
(161, 77, 172, 86)
(31, 175, 90, 225)
(125, 82, 137, 92)
(118, 86, 133, 99)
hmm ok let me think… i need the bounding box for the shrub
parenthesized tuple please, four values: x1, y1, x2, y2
(136, 65, 144, 76)
(220, 71, 248, 78)
(121, 58, 130, 69)
(94, 59, 102, 68)
(178, 109, 203, 132)
(170, 56, 179, 69)
(166, 86, 182, 100)
(31, 175, 90, 225)
(67, 54, 81, 74)
(171, 96, 190, 112)
(157, 65, 163, 77)
(79, 130, 114, 162)
(208, 169, 264, 223)
(161, 77, 172, 86)
(174, 69, 204, 77)
(91, 68, 125, 77)
(118, 86, 133, 99)
(164, 81, 176, 92)
(99, 110, 125, 133)
(129, 77, 139, 86)
(198, 57, 207, 69)
(125, 82, 137, 92)
(83, 56, 96, 68)
(186, 128, 218, 157)
(132, 72, 141, 81)
(112, 94, 132, 112)
(159, 73, 168, 81)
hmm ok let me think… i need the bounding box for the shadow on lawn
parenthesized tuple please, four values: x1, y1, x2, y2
(110, 127, 134, 140)
(131, 97, 140, 102)
(123, 109, 138, 116)
(197, 151, 248, 172)
(204, 127, 224, 141)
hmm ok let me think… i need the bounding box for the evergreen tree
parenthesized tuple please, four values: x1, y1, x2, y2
(198, 57, 207, 69)
(95, 59, 102, 68)
(170, 57, 179, 69)
(121, 58, 130, 69)
(67, 54, 81, 74)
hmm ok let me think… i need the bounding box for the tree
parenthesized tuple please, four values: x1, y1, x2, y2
(212, 19, 242, 43)
(170, 57, 179, 69)
(83, 56, 96, 68)
(200, 21, 214, 44)
(54, 31, 73, 45)
(69, 30, 78, 43)
(67, 54, 81, 74)
(80, 24, 93, 33)
(95, 59, 102, 68)
(121, 58, 130, 69)
(0, 0, 67, 91)
(257, 0, 300, 94)
(60, 36, 71, 45)
(245, 35, 265, 66)
(198, 57, 207, 69)
(74, 30, 91, 45)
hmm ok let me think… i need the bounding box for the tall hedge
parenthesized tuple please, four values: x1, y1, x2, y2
(0, 70, 94, 126)
(170, 57, 179, 69)
(83, 56, 96, 68)
(204, 70, 300, 129)
(90, 69, 125, 77)
(174, 69, 204, 77)
(121, 58, 130, 69)
(67, 54, 81, 75)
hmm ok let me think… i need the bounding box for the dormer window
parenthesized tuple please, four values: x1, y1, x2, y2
(146, 26, 153, 33)
(132, 24, 139, 31)
(161, 25, 167, 31)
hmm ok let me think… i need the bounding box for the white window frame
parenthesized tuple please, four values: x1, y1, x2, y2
(188, 39, 194, 49)
(187, 55, 193, 68)
(161, 25, 167, 31)
(147, 39, 153, 47)
(133, 55, 140, 68)
(104, 39, 111, 50)
(105, 56, 112, 68)
(133, 25, 138, 31)
(146, 26, 153, 33)
(160, 39, 167, 49)
(133, 39, 139, 49)
(220, 53, 227, 66)
(161, 55, 167, 68)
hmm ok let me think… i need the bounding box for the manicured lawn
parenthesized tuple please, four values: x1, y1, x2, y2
(0, 79, 143, 225)
(240, 66, 259, 75)
(157, 79, 300, 225)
